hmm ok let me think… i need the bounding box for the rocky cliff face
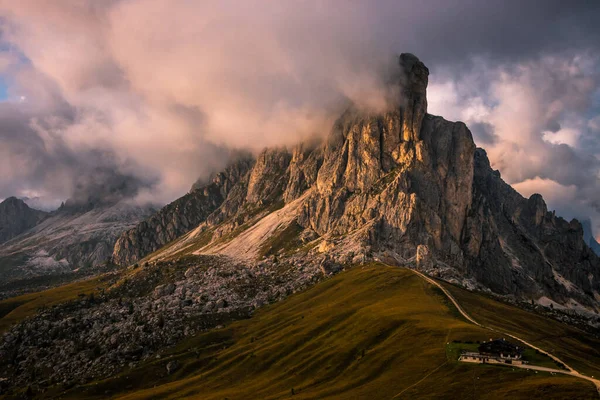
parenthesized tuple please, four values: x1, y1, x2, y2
(0, 197, 47, 244)
(463, 150, 600, 307)
(111, 53, 600, 311)
(112, 157, 255, 265)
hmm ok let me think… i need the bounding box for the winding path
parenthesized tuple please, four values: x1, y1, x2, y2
(409, 268, 600, 396)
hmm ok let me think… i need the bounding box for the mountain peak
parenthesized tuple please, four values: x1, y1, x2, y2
(399, 53, 429, 141)
(0, 195, 48, 244)
(1, 196, 27, 207)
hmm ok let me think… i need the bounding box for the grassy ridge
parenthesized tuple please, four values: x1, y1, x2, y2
(443, 281, 600, 378)
(57, 265, 596, 399)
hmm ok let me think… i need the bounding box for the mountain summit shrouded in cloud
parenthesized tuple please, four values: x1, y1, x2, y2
(0, 1, 600, 231)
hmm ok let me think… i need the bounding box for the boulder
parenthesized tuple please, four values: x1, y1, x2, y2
(166, 360, 179, 375)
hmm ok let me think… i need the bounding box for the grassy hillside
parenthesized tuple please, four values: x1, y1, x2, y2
(443, 281, 600, 378)
(52, 265, 597, 400)
(0, 275, 113, 333)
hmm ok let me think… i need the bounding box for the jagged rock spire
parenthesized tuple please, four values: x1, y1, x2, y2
(399, 53, 429, 142)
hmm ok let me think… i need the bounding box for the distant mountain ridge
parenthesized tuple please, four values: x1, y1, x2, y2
(0, 197, 47, 244)
(112, 53, 600, 312)
(0, 197, 154, 289)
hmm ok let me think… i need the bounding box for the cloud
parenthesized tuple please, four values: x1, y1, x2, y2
(0, 0, 599, 220)
(0, 1, 407, 206)
(513, 178, 579, 213)
(0, 99, 158, 208)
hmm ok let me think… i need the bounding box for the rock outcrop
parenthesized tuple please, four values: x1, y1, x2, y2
(0, 197, 47, 244)
(110, 53, 600, 311)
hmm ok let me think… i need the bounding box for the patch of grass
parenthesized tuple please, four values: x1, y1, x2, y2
(0, 299, 27, 320)
(442, 281, 600, 377)
(0, 253, 30, 278)
(137, 228, 202, 265)
(59, 265, 597, 400)
(257, 221, 304, 259)
(370, 167, 400, 194)
(429, 286, 467, 322)
(445, 341, 480, 362)
(521, 349, 561, 369)
(138, 240, 180, 264)
(294, 238, 321, 257)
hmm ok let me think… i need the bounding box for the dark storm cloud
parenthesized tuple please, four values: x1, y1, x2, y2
(65, 162, 156, 208)
(401, 1, 600, 66)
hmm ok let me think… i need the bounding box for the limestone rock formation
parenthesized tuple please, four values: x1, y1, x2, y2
(464, 149, 600, 306)
(399, 52, 429, 142)
(0, 197, 47, 244)
(111, 53, 600, 311)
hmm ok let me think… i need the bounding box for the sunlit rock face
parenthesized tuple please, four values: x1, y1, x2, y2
(297, 53, 475, 270)
(113, 54, 600, 311)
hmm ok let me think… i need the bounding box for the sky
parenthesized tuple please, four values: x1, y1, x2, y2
(0, 0, 600, 234)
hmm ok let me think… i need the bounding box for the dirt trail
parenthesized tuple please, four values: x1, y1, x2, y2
(410, 268, 600, 396)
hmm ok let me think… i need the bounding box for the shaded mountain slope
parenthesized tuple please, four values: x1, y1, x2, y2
(112, 156, 255, 266)
(463, 150, 600, 306)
